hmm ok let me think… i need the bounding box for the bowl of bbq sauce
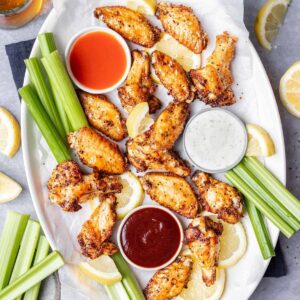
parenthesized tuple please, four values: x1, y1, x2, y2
(118, 205, 183, 271)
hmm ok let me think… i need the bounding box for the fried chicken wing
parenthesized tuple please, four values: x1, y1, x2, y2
(190, 32, 238, 106)
(78, 91, 127, 141)
(156, 2, 208, 54)
(68, 127, 127, 175)
(94, 6, 160, 47)
(192, 172, 243, 224)
(118, 50, 161, 113)
(77, 194, 118, 259)
(47, 161, 122, 212)
(152, 50, 195, 103)
(185, 216, 223, 286)
(141, 172, 199, 218)
(144, 255, 193, 300)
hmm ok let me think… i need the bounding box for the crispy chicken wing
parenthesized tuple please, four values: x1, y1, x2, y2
(192, 171, 243, 224)
(47, 161, 122, 212)
(141, 172, 199, 218)
(152, 50, 195, 103)
(78, 91, 127, 141)
(68, 127, 127, 175)
(156, 2, 208, 54)
(94, 6, 160, 47)
(185, 216, 223, 286)
(190, 32, 238, 107)
(144, 255, 193, 300)
(118, 50, 161, 113)
(77, 194, 118, 259)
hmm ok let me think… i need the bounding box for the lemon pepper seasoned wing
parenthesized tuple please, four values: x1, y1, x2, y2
(185, 216, 223, 286)
(118, 50, 161, 113)
(192, 171, 243, 224)
(156, 2, 208, 54)
(144, 255, 193, 300)
(141, 172, 199, 218)
(78, 91, 127, 141)
(68, 127, 127, 175)
(94, 6, 160, 47)
(77, 194, 118, 259)
(152, 50, 195, 103)
(190, 32, 238, 107)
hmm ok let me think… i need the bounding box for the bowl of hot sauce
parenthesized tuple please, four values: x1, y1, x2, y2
(117, 205, 184, 271)
(65, 27, 131, 94)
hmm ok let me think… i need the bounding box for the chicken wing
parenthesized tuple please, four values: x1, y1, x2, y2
(68, 127, 127, 175)
(78, 91, 127, 141)
(156, 2, 208, 54)
(152, 50, 195, 103)
(192, 171, 243, 224)
(77, 194, 118, 259)
(141, 172, 199, 218)
(190, 32, 238, 107)
(144, 255, 193, 300)
(118, 50, 161, 113)
(47, 160, 122, 212)
(94, 6, 160, 47)
(185, 216, 223, 286)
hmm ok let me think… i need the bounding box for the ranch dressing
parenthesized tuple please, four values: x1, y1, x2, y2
(184, 109, 247, 173)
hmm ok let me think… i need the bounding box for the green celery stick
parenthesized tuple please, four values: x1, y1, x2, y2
(105, 282, 130, 300)
(38, 32, 57, 56)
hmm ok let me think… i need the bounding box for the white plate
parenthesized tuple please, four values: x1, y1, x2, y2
(21, 0, 286, 299)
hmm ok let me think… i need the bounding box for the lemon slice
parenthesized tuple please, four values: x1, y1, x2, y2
(126, 0, 156, 15)
(116, 171, 144, 219)
(79, 255, 122, 285)
(246, 124, 276, 157)
(279, 61, 300, 118)
(0, 107, 21, 157)
(126, 102, 154, 138)
(149, 33, 201, 83)
(255, 0, 290, 50)
(0, 172, 22, 203)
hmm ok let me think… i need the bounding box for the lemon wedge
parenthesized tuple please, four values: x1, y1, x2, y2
(246, 124, 276, 157)
(79, 255, 122, 285)
(126, 102, 154, 138)
(126, 0, 156, 15)
(0, 107, 21, 157)
(0, 172, 22, 203)
(149, 33, 201, 83)
(279, 61, 300, 118)
(255, 0, 290, 50)
(116, 171, 144, 219)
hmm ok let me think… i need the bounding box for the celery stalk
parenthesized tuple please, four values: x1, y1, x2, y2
(225, 170, 295, 238)
(41, 51, 88, 131)
(38, 32, 57, 56)
(0, 211, 30, 290)
(105, 282, 130, 300)
(112, 252, 145, 300)
(234, 163, 300, 230)
(19, 84, 71, 163)
(23, 236, 50, 300)
(9, 220, 41, 300)
(244, 197, 275, 259)
(0, 251, 64, 300)
(243, 157, 300, 220)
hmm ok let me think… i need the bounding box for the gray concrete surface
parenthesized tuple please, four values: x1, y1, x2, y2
(0, 1, 299, 299)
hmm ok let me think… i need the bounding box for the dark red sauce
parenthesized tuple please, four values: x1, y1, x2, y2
(120, 207, 182, 268)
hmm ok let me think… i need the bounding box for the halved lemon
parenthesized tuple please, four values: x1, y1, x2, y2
(126, 0, 156, 15)
(279, 61, 300, 118)
(149, 33, 201, 83)
(0, 107, 21, 157)
(255, 0, 290, 50)
(126, 102, 154, 138)
(79, 255, 122, 285)
(246, 124, 276, 157)
(0, 172, 22, 203)
(116, 171, 144, 219)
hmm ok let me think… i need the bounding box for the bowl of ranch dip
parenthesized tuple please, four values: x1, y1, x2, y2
(183, 108, 248, 173)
